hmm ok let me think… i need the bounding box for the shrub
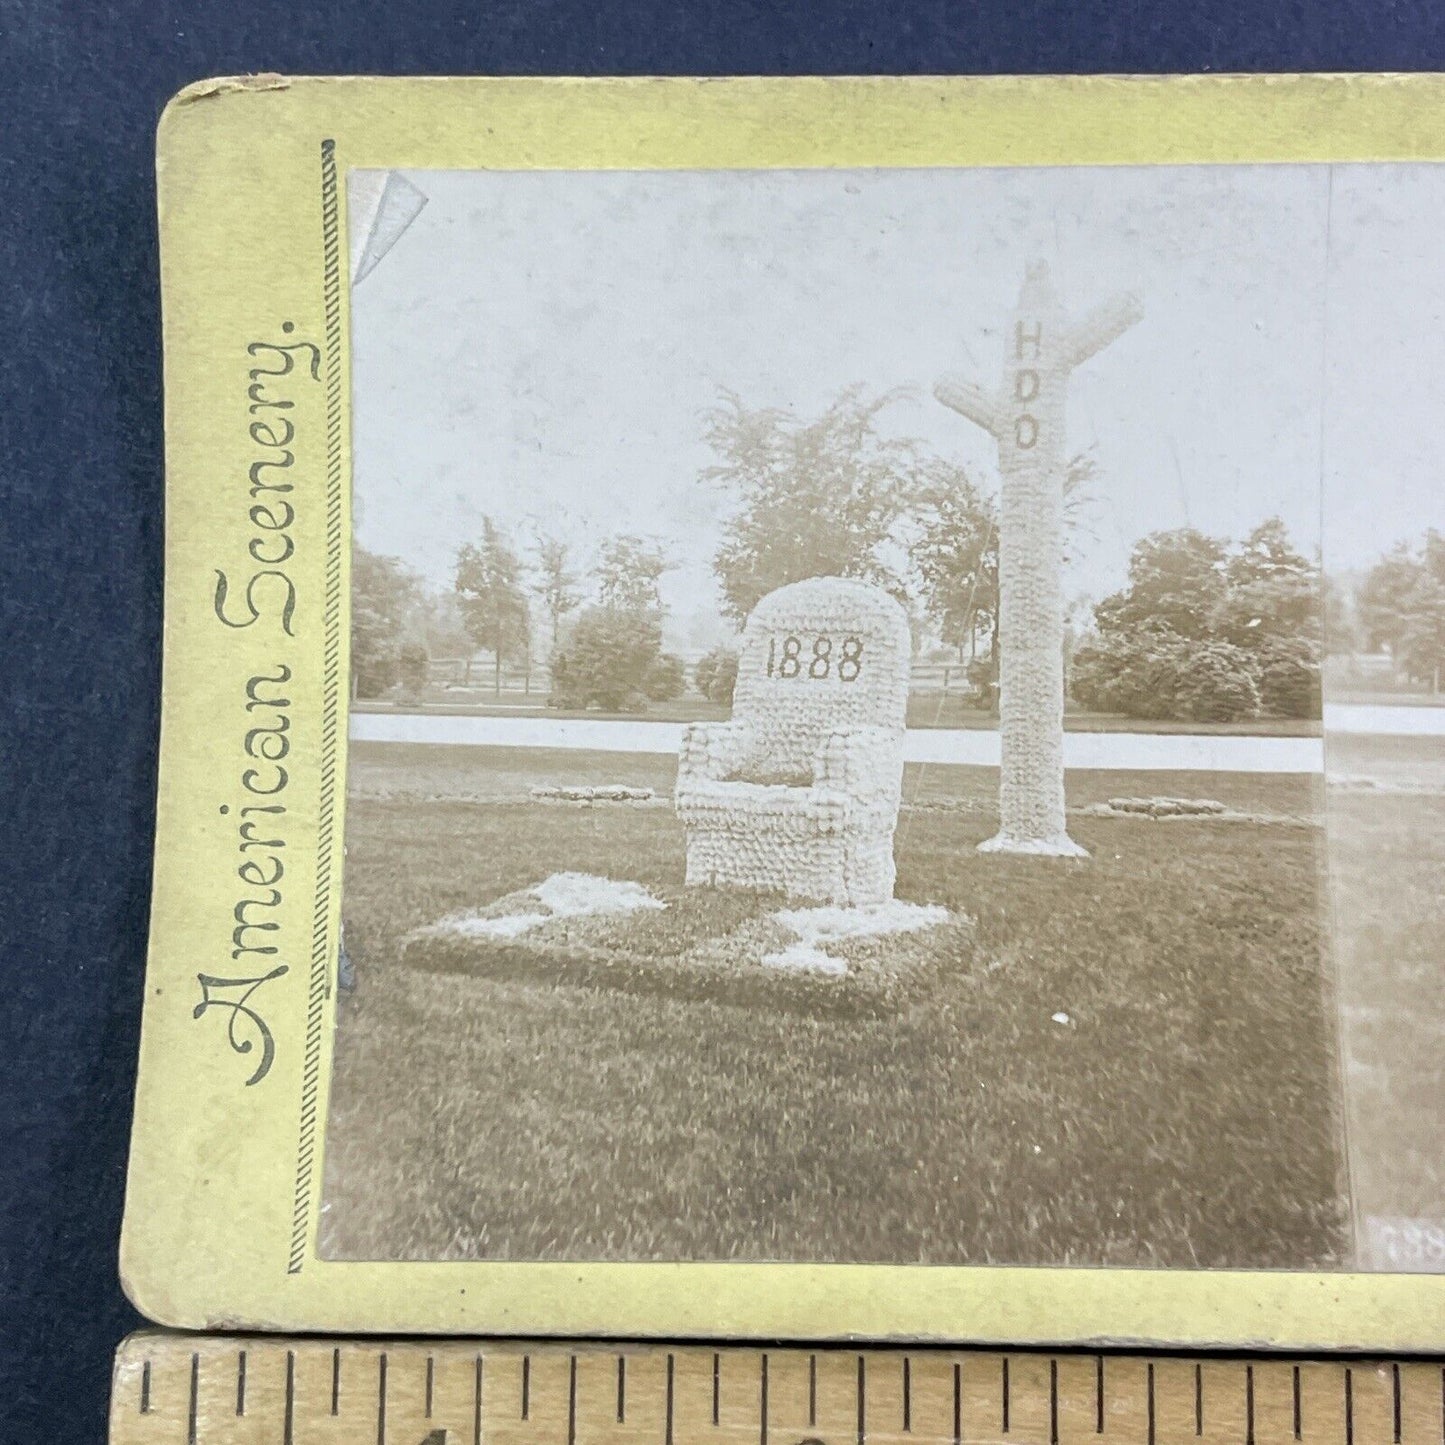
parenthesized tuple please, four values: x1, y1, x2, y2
(1067, 639, 1115, 713)
(965, 656, 998, 711)
(644, 652, 686, 702)
(397, 641, 430, 700)
(1257, 636, 1321, 718)
(1172, 640, 1262, 723)
(548, 607, 661, 712)
(353, 651, 398, 699)
(694, 645, 739, 706)
(1069, 630, 1185, 720)
(1071, 630, 1262, 723)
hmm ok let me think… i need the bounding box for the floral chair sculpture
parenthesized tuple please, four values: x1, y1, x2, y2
(676, 576, 912, 907)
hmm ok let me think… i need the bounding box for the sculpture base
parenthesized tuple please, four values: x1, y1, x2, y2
(681, 818, 898, 910)
(403, 880, 968, 1020)
(977, 831, 1090, 859)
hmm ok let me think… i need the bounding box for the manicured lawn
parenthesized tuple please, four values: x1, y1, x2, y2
(1326, 733, 1445, 1267)
(321, 743, 1345, 1269)
(346, 741, 1322, 818)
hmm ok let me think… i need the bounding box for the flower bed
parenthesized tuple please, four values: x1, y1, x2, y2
(402, 874, 968, 1018)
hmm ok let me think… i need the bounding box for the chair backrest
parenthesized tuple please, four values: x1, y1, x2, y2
(730, 576, 912, 780)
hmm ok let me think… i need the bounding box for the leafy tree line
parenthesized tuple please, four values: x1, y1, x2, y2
(1071, 525, 1445, 716)
(355, 385, 1438, 716)
(703, 388, 1098, 683)
(351, 523, 689, 709)
(1070, 520, 1320, 722)
(546, 533, 688, 711)
(454, 518, 532, 696)
(1349, 530, 1445, 688)
(699, 387, 1327, 722)
(351, 550, 466, 699)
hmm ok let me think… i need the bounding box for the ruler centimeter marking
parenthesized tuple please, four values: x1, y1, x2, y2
(110, 1336, 1445, 1445)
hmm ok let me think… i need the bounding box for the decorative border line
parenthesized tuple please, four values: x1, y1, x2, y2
(290, 136, 345, 1274)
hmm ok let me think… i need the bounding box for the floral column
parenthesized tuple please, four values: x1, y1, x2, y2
(936, 261, 1141, 856)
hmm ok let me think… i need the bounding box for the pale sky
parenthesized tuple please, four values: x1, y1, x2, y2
(349, 163, 1445, 643)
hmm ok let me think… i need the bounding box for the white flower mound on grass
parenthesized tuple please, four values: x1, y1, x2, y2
(762, 900, 951, 976)
(440, 872, 665, 940)
(531, 873, 662, 917)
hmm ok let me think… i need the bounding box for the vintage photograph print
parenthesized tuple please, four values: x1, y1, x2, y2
(317, 160, 1443, 1276)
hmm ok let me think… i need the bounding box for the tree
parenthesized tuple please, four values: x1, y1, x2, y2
(1072, 520, 1321, 721)
(1323, 574, 1359, 657)
(549, 607, 663, 712)
(1218, 517, 1321, 648)
(643, 652, 686, 702)
(531, 533, 582, 648)
(420, 587, 475, 679)
(703, 386, 920, 621)
(594, 535, 670, 614)
(1358, 531, 1445, 687)
(397, 640, 430, 702)
(1060, 451, 1103, 564)
(1396, 577, 1445, 688)
(454, 518, 531, 697)
(911, 454, 1100, 697)
(694, 645, 739, 706)
(1357, 542, 1423, 652)
(911, 461, 998, 663)
(1093, 528, 1229, 641)
(351, 547, 423, 699)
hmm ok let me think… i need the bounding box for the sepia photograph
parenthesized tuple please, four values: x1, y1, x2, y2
(318, 161, 1444, 1274)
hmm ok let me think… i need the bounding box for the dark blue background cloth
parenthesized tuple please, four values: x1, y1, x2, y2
(3, 1, 1444, 1437)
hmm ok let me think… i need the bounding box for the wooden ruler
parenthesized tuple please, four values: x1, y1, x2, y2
(110, 1335, 1444, 1445)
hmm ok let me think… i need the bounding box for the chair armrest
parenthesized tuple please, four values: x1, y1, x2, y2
(678, 721, 754, 786)
(812, 726, 905, 802)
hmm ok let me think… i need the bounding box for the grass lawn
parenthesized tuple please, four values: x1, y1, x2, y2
(346, 742, 1323, 818)
(1326, 734, 1445, 1268)
(320, 742, 1346, 1268)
